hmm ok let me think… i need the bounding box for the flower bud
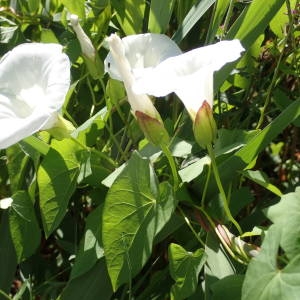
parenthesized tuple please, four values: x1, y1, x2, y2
(46, 114, 75, 140)
(135, 111, 169, 146)
(193, 101, 217, 148)
(70, 14, 103, 79)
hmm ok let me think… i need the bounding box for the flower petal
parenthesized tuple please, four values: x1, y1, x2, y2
(104, 33, 182, 81)
(106, 34, 160, 118)
(0, 197, 13, 209)
(0, 43, 70, 149)
(133, 39, 244, 116)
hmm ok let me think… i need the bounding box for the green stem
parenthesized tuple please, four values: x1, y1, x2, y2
(206, 144, 242, 234)
(201, 160, 212, 207)
(222, 0, 235, 38)
(0, 290, 12, 300)
(178, 206, 205, 247)
(70, 137, 116, 169)
(256, 0, 295, 129)
(161, 144, 179, 190)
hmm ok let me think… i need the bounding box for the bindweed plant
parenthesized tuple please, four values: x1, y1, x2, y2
(0, 0, 299, 299)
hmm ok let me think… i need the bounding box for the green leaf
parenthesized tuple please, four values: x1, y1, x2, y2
(215, 0, 286, 90)
(148, 0, 175, 33)
(111, 0, 146, 34)
(168, 243, 206, 300)
(179, 156, 210, 183)
(71, 205, 104, 279)
(102, 152, 175, 290)
(38, 139, 81, 237)
(0, 212, 17, 298)
(211, 275, 244, 300)
(61, 258, 113, 300)
(242, 225, 300, 300)
(61, 0, 85, 19)
(270, 0, 296, 38)
(155, 182, 177, 235)
(228, 0, 285, 46)
(206, 0, 231, 43)
(173, 0, 216, 43)
(241, 170, 282, 197)
(205, 233, 236, 300)
(9, 191, 40, 262)
(198, 99, 300, 198)
(265, 187, 300, 260)
(6, 144, 30, 193)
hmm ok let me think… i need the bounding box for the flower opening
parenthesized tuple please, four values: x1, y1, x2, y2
(0, 43, 70, 149)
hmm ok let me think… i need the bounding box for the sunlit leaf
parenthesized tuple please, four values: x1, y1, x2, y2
(265, 187, 300, 259)
(102, 151, 175, 291)
(242, 225, 300, 300)
(148, 0, 175, 33)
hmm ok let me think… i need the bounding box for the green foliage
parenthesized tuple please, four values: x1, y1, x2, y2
(102, 152, 176, 290)
(9, 191, 40, 262)
(168, 243, 206, 299)
(242, 225, 300, 300)
(0, 0, 299, 299)
(38, 139, 81, 237)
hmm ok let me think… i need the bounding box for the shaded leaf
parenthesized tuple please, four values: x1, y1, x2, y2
(0, 212, 17, 299)
(241, 170, 282, 197)
(168, 243, 206, 300)
(9, 191, 40, 262)
(38, 139, 81, 237)
(71, 205, 104, 279)
(173, 0, 216, 43)
(61, 258, 113, 300)
(211, 275, 244, 300)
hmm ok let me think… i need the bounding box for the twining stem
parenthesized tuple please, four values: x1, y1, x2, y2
(177, 206, 205, 247)
(161, 144, 180, 190)
(206, 143, 242, 235)
(222, 0, 235, 38)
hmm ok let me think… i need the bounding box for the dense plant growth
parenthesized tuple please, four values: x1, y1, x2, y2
(0, 0, 299, 299)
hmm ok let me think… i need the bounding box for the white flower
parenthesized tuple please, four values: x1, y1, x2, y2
(105, 33, 182, 82)
(104, 33, 182, 116)
(0, 197, 13, 209)
(0, 43, 70, 149)
(133, 39, 245, 121)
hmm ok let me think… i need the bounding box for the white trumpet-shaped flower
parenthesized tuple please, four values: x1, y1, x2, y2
(104, 33, 181, 145)
(133, 39, 245, 121)
(104, 33, 182, 117)
(0, 43, 70, 149)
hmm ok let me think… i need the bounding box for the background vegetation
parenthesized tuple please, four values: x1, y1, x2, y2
(0, 0, 299, 299)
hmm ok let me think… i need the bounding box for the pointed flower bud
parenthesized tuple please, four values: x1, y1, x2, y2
(193, 101, 217, 148)
(70, 14, 103, 79)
